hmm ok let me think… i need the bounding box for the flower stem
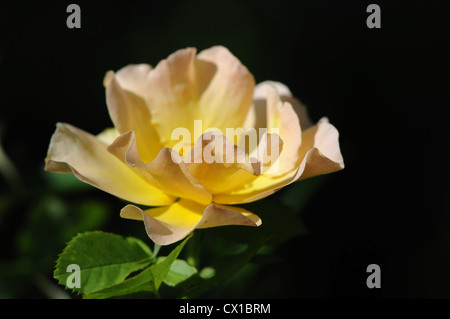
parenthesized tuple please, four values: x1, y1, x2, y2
(153, 243, 161, 258)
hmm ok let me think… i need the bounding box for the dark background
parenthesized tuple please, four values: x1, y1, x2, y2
(0, 0, 449, 298)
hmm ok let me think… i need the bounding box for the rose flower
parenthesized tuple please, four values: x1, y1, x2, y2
(45, 46, 344, 245)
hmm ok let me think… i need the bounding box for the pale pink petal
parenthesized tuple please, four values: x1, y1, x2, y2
(104, 71, 161, 163)
(197, 203, 262, 229)
(197, 46, 255, 135)
(267, 85, 302, 176)
(113, 64, 152, 97)
(145, 48, 216, 147)
(293, 117, 344, 180)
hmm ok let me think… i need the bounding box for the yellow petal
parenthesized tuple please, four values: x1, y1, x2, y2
(44, 123, 174, 206)
(105, 70, 161, 163)
(96, 127, 119, 145)
(185, 131, 260, 194)
(120, 199, 260, 245)
(212, 174, 289, 205)
(108, 130, 212, 205)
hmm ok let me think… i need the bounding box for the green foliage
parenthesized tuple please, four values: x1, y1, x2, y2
(157, 258, 198, 287)
(54, 232, 153, 295)
(82, 235, 191, 299)
(52, 231, 192, 299)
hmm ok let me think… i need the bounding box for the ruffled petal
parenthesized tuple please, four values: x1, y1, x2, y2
(145, 48, 216, 147)
(293, 117, 345, 180)
(44, 123, 174, 206)
(213, 118, 344, 204)
(120, 199, 260, 245)
(251, 83, 302, 177)
(254, 81, 313, 130)
(198, 203, 261, 229)
(113, 64, 152, 98)
(104, 70, 161, 163)
(197, 46, 255, 136)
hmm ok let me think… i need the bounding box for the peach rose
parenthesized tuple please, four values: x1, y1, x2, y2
(45, 46, 344, 245)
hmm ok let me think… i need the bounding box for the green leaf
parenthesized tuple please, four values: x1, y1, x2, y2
(54, 231, 153, 295)
(148, 235, 191, 290)
(83, 264, 156, 299)
(84, 235, 191, 299)
(156, 258, 197, 287)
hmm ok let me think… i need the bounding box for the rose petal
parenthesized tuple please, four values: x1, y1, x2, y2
(198, 203, 262, 229)
(120, 199, 261, 245)
(197, 46, 255, 136)
(145, 48, 216, 147)
(293, 117, 345, 180)
(107, 130, 212, 206)
(212, 174, 291, 205)
(96, 127, 119, 145)
(254, 81, 313, 130)
(44, 123, 174, 206)
(113, 64, 152, 98)
(254, 132, 284, 175)
(250, 82, 302, 177)
(104, 71, 161, 163)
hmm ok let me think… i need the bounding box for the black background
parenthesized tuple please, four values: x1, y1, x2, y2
(1, 0, 449, 298)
